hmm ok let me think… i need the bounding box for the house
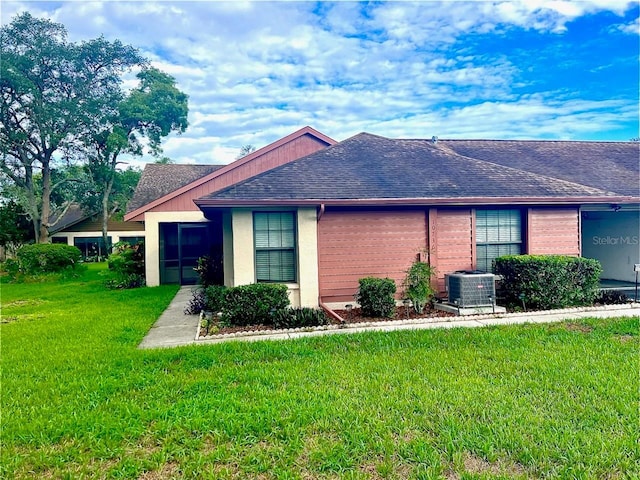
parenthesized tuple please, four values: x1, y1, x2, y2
(126, 127, 640, 308)
(124, 126, 337, 285)
(50, 204, 145, 259)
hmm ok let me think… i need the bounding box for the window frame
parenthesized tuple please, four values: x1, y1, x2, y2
(475, 208, 524, 272)
(253, 211, 297, 283)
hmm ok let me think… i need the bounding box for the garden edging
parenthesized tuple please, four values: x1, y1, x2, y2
(194, 303, 640, 344)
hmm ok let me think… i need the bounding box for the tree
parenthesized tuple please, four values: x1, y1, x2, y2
(236, 144, 256, 159)
(0, 199, 34, 257)
(83, 67, 188, 250)
(0, 12, 144, 243)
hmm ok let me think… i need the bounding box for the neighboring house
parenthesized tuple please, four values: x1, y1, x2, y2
(124, 126, 337, 286)
(126, 127, 639, 308)
(50, 204, 145, 258)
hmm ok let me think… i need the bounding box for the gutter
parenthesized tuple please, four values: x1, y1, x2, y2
(195, 196, 639, 209)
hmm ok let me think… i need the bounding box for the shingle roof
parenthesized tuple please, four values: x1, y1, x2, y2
(196, 133, 634, 206)
(442, 139, 640, 197)
(49, 203, 92, 234)
(127, 164, 224, 213)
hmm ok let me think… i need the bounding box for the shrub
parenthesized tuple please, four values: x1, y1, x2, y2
(403, 260, 436, 313)
(273, 307, 329, 329)
(105, 242, 145, 289)
(15, 243, 82, 275)
(184, 288, 207, 315)
(597, 290, 629, 305)
(108, 241, 144, 276)
(104, 273, 146, 290)
(355, 277, 397, 318)
(204, 285, 226, 313)
(494, 255, 602, 310)
(194, 254, 222, 287)
(221, 283, 290, 326)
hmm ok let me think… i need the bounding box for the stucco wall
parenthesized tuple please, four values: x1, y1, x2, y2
(226, 207, 319, 308)
(582, 209, 640, 282)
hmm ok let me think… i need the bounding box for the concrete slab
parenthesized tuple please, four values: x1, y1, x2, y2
(435, 303, 507, 316)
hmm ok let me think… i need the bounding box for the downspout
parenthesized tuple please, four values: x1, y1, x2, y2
(319, 298, 346, 325)
(316, 203, 344, 323)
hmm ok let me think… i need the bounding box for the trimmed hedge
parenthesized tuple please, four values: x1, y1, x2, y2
(355, 277, 397, 318)
(494, 255, 602, 310)
(15, 243, 82, 274)
(221, 283, 290, 326)
(273, 307, 329, 329)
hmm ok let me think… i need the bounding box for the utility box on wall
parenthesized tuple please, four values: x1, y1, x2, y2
(446, 271, 496, 307)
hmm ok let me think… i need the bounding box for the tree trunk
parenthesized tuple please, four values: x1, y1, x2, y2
(23, 164, 42, 244)
(102, 176, 113, 255)
(38, 156, 52, 243)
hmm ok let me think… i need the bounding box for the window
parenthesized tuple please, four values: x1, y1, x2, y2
(73, 236, 112, 259)
(254, 212, 296, 282)
(476, 209, 523, 272)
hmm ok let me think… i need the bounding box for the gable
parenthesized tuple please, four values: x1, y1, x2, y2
(124, 126, 336, 221)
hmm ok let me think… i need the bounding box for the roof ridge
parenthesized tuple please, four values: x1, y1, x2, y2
(440, 139, 636, 144)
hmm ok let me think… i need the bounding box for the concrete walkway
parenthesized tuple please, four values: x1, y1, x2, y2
(138, 286, 200, 349)
(139, 287, 640, 349)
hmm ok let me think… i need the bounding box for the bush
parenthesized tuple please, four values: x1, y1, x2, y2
(204, 285, 226, 313)
(194, 254, 222, 287)
(108, 241, 144, 276)
(15, 243, 82, 275)
(403, 260, 436, 313)
(104, 273, 145, 290)
(221, 283, 290, 326)
(494, 255, 602, 310)
(273, 307, 329, 329)
(355, 277, 397, 318)
(597, 290, 629, 305)
(184, 288, 207, 315)
(105, 242, 145, 289)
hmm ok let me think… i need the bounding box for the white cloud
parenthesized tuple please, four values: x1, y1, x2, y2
(2, 0, 638, 164)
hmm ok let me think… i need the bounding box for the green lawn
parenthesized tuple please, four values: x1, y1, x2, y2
(1, 264, 638, 479)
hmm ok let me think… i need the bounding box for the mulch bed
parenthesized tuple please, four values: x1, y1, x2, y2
(199, 305, 455, 338)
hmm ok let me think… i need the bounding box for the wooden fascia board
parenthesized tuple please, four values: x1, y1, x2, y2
(123, 126, 337, 221)
(195, 195, 639, 209)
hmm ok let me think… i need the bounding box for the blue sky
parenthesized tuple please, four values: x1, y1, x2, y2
(3, 1, 639, 165)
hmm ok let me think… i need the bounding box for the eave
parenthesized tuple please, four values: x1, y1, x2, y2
(194, 195, 640, 209)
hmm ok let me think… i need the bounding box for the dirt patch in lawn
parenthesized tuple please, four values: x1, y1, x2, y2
(137, 461, 180, 480)
(445, 452, 529, 479)
(1, 313, 46, 324)
(564, 322, 594, 334)
(199, 305, 455, 338)
(615, 334, 635, 343)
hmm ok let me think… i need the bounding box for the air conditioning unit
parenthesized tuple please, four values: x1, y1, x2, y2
(446, 271, 496, 308)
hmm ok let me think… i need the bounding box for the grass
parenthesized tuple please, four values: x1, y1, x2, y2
(1, 263, 638, 479)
